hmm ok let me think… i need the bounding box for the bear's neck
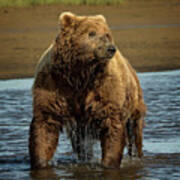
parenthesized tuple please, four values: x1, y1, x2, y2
(52, 60, 107, 93)
(69, 62, 106, 92)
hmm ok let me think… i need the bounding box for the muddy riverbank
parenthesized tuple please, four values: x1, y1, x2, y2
(0, 0, 180, 79)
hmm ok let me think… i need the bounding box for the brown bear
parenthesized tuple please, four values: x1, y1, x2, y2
(29, 12, 146, 169)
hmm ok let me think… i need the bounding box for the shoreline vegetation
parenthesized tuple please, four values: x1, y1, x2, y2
(0, 0, 180, 79)
(0, 0, 124, 7)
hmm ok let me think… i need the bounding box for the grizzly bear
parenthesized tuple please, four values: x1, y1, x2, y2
(29, 12, 146, 169)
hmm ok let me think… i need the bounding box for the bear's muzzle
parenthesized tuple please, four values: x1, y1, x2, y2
(106, 45, 116, 58)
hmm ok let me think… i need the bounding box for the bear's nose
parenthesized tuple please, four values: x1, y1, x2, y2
(107, 45, 116, 55)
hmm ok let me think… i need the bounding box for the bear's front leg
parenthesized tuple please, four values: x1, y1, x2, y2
(29, 116, 60, 169)
(100, 121, 126, 168)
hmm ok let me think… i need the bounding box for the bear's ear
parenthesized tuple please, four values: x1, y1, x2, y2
(59, 12, 76, 27)
(96, 15, 106, 23)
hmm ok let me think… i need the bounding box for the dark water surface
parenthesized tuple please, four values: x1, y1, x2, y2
(0, 70, 180, 180)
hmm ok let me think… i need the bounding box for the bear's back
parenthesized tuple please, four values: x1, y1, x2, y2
(34, 43, 54, 79)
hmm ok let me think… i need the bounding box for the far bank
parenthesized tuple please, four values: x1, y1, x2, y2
(0, 0, 180, 79)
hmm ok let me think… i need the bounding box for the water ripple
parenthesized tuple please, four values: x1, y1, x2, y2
(0, 70, 180, 179)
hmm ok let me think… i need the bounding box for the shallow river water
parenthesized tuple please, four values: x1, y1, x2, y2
(0, 70, 180, 180)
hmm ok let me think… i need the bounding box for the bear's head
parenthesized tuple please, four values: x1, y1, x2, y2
(54, 12, 116, 67)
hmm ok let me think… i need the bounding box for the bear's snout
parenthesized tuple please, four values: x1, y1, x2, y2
(94, 44, 116, 60)
(106, 45, 116, 57)
(107, 45, 116, 55)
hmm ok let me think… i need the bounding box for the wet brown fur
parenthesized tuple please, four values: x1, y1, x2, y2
(29, 12, 146, 169)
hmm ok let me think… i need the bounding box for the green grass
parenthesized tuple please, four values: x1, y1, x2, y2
(0, 0, 124, 7)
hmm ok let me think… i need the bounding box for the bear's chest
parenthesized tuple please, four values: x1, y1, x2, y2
(66, 92, 100, 123)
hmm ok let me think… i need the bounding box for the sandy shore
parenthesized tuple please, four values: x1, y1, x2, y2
(0, 0, 180, 79)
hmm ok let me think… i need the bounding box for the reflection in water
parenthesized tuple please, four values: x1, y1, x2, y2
(30, 168, 61, 180)
(30, 159, 145, 180)
(0, 70, 180, 179)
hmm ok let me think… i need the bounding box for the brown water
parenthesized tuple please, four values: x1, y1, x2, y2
(0, 70, 180, 180)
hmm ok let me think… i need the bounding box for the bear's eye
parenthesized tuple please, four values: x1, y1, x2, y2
(89, 31, 96, 38)
(106, 33, 111, 40)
